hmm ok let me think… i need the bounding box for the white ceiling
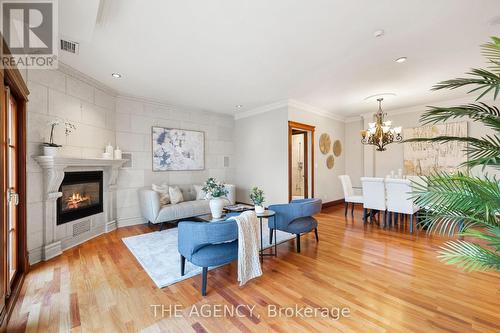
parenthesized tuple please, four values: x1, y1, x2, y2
(59, 0, 500, 116)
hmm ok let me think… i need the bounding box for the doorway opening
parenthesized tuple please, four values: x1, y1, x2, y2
(288, 121, 315, 202)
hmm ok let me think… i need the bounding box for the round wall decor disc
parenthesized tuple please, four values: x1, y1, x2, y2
(326, 155, 334, 169)
(333, 140, 342, 157)
(319, 133, 331, 155)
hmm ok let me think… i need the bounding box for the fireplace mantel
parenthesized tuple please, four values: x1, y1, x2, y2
(34, 156, 127, 194)
(33, 156, 127, 261)
(34, 156, 127, 168)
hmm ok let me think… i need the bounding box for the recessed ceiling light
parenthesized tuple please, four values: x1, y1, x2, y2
(373, 29, 385, 38)
(111, 73, 122, 78)
(235, 105, 243, 108)
(395, 57, 407, 63)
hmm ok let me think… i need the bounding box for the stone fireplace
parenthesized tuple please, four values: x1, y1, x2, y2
(34, 156, 126, 261)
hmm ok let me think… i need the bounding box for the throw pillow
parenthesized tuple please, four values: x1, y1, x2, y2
(169, 186, 184, 204)
(152, 183, 170, 205)
(194, 185, 207, 200)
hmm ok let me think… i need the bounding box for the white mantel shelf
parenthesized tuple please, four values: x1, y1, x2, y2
(33, 156, 128, 263)
(34, 156, 128, 168)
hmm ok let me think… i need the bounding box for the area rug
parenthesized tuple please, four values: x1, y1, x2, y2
(122, 222, 294, 288)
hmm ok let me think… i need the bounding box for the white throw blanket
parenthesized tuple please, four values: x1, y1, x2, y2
(228, 211, 262, 285)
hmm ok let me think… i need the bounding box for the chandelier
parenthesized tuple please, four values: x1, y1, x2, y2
(360, 98, 402, 151)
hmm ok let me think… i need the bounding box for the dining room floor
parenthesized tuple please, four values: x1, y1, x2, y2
(7, 204, 500, 333)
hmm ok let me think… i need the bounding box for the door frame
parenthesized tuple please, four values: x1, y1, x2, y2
(0, 38, 29, 331)
(288, 121, 315, 202)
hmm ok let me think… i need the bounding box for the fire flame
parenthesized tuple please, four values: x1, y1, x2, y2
(66, 192, 90, 209)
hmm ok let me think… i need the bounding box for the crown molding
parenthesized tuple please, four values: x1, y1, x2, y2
(235, 99, 346, 122)
(345, 116, 363, 123)
(356, 94, 483, 121)
(57, 62, 119, 96)
(116, 93, 232, 116)
(287, 99, 346, 122)
(234, 100, 289, 120)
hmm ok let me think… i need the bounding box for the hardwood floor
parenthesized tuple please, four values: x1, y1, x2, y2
(7, 205, 500, 332)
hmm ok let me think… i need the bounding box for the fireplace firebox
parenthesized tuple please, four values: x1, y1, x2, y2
(57, 171, 104, 225)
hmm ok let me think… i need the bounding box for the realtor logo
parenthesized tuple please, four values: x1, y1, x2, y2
(1, 0, 58, 68)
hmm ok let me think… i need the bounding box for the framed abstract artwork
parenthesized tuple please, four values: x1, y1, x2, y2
(152, 127, 205, 171)
(403, 122, 467, 175)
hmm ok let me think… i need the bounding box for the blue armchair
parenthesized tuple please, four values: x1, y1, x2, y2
(268, 198, 322, 253)
(178, 220, 238, 296)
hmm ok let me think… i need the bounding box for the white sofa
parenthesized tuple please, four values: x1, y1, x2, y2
(139, 184, 235, 224)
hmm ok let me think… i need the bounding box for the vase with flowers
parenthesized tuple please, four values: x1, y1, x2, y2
(202, 177, 228, 219)
(42, 119, 76, 156)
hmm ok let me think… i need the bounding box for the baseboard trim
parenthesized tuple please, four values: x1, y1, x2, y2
(117, 217, 146, 228)
(42, 241, 63, 261)
(322, 199, 345, 209)
(106, 219, 118, 232)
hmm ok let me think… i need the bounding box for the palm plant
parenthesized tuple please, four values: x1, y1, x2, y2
(406, 36, 500, 271)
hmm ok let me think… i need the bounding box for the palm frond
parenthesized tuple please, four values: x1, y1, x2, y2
(431, 68, 500, 100)
(460, 227, 500, 251)
(411, 173, 500, 230)
(417, 212, 483, 236)
(438, 240, 500, 271)
(418, 103, 500, 132)
(481, 36, 500, 74)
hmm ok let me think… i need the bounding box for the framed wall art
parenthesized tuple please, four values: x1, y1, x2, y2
(152, 127, 205, 171)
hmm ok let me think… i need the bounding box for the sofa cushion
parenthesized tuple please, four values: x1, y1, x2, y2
(179, 185, 197, 201)
(156, 200, 210, 222)
(169, 186, 184, 204)
(194, 185, 207, 200)
(152, 183, 170, 205)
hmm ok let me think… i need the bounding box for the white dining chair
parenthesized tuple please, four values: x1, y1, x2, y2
(338, 175, 364, 216)
(385, 178, 420, 234)
(360, 177, 387, 225)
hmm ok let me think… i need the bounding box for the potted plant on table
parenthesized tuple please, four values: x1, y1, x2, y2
(202, 177, 228, 219)
(42, 119, 76, 156)
(249, 187, 265, 214)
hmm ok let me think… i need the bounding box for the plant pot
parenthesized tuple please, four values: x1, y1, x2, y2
(42, 146, 59, 157)
(254, 205, 265, 214)
(209, 198, 225, 219)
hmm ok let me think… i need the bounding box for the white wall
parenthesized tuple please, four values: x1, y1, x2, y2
(344, 119, 364, 187)
(288, 106, 346, 203)
(234, 102, 347, 206)
(26, 66, 117, 263)
(345, 96, 500, 182)
(234, 107, 288, 205)
(114, 97, 235, 226)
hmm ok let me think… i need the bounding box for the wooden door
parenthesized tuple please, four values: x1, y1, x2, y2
(0, 39, 29, 330)
(6, 88, 19, 291)
(1, 87, 19, 314)
(0, 79, 5, 316)
(288, 121, 315, 202)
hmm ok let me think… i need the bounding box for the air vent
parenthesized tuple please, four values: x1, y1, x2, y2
(73, 220, 91, 237)
(60, 39, 79, 54)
